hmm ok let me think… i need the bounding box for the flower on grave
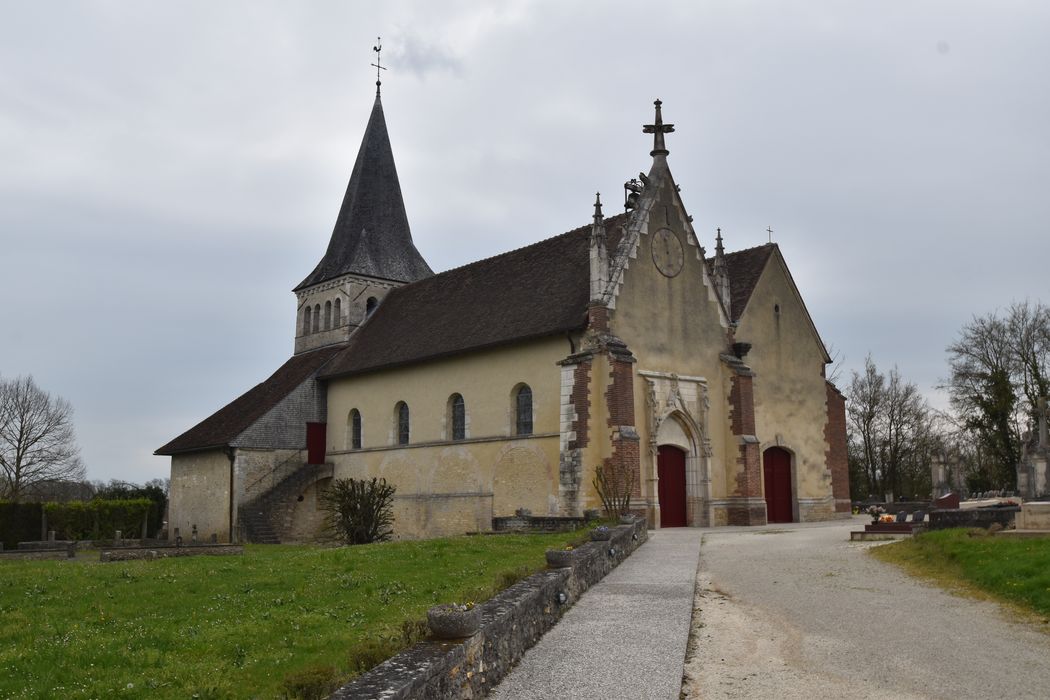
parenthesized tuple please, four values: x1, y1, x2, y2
(451, 601, 475, 612)
(865, 505, 886, 523)
(564, 545, 575, 551)
(594, 526, 609, 534)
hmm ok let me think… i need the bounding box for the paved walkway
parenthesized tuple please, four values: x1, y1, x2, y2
(490, 529, 703, 700)
(682, 518, 1050, 699)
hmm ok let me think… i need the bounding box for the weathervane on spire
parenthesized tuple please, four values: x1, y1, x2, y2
(642, 99, 675, 157)
(371, 37, 386, 94)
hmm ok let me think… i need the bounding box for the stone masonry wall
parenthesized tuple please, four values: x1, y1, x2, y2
(232, 377, 326, 450)
(331, 519, 648, 699)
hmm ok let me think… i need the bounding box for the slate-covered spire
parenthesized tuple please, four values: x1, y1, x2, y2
(295, 92, 432, 290)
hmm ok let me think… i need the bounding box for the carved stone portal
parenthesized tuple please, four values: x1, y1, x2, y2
(639, 371, 712, 527)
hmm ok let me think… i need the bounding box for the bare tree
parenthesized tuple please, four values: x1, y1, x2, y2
(846, 356, 934, 500)
(945, 301, 1049, 488)
(0, 375, 85, 502)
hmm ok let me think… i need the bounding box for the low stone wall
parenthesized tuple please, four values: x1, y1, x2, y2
(1, 548, 74, 561)
(491, 514, 591, 532)
(332, 519, 648, 699)
(929, 507, 1020, 531)
(99, 544, 244, 562)
(18, 540, 75, 550)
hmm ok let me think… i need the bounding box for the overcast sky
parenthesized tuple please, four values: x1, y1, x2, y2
(2, 1, 1048, 484)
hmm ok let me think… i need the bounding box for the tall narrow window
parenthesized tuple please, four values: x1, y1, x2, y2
(515, 384, 533, 436)
(366, 297, 378, 317)
(302, 307, 311, 335)
(334, 298, 342, 327)
(349, 409, 361, 450)
(449, 393, 465, 441)
(324, 300, 332, 330)
(312, 304, 321, 333)
(396, 402, 410, 446)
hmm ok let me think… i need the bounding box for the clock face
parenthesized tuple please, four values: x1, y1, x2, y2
(652, 228, 684, 278)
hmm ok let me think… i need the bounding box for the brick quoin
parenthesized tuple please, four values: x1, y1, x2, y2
(567, 360, 592, 451)
(587, 304, 609, 333)
(727, 371, 765, 526)
(605, 350, 641, 501)
(825, 381, 851, 512)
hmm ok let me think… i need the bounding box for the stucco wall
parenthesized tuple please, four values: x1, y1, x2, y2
(326, 338, 566, 538)
(604, 172, 733, 518)
(168, 449, 231, 541)
(734, 250, 836, 520)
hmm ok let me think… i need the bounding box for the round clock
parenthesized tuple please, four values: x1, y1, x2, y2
(652, 228, 684, 278)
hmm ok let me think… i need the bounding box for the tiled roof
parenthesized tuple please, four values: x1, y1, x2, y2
(321, 214, 628, 379)
(720, 243, 776, 321)
(295, 93, 432, 290)
(155, 345, 345, 455)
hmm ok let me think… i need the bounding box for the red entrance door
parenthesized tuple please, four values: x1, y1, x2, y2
(763, 447, 793, 523)
(306, 422, 327, 465)
(658, 445, 687, 527)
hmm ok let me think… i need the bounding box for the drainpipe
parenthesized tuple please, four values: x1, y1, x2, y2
(225, 446, 236, 543)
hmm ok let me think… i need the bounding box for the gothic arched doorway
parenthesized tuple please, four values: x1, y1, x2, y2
(657, 445, 687, 527)
(763, 447, 794, 523)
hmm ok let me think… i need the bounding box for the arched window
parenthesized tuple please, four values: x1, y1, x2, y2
(302, 306, 311, 336)
(349, 409, 361, 450)
(324, 300, 332, 330)
(312, 304, 320, 333)
(514, 384, 533, 436)
(448, 393, 465, 441)
(366, 297, 378, 317)
(334, 298, 342, 327)
(395, 401, 410, 446)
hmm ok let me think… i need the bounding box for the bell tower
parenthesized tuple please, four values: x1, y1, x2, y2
(294, 68, 432, 354)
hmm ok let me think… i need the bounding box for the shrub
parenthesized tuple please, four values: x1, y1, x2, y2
(43, 498, 152, 540)
(280, 665, 341, 700)
(593, 464, 632, 517)
(0, 501, 44, 549)
(319, 478, 395, 545)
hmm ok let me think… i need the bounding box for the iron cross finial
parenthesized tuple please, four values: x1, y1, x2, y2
(371, 37, 387, 94)
(642, 99, 675, 157)
(767, 226, 773, 243)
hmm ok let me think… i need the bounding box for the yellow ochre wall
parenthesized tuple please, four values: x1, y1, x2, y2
(168, 449, 231, 541)
(734, 250, 837, 520)
(325, 337, 567, 538)
(605, 174, 734, 513)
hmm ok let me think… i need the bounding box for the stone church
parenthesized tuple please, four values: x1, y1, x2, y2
(157, 86, 850, 542)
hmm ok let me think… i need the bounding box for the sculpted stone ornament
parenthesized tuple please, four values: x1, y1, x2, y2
(652, 228, 684, 277)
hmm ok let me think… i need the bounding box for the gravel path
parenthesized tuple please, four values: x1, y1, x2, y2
(682, 518, 1050, 699)
(490, 529, 702, 700)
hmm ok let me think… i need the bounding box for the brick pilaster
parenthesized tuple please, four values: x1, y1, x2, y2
(724, 356, 766, 526)
(825, 381, 851, 512)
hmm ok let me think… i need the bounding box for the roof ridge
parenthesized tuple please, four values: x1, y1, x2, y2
(723, 241, 776, 258)
(404, 212, 629, 284)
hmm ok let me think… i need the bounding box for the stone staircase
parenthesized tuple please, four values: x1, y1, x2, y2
(239, 462, 334, 544)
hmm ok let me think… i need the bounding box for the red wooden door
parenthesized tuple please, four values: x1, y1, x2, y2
(306, 422, 327, 465)
(658, 446, 687, 527)
(763, 447, 793, 523)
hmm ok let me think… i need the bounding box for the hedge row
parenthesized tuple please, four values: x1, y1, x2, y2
(0, 502, 44, 549)
(43, 499, 153, 541)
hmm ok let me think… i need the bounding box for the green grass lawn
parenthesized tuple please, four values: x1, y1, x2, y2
(870, 529, 1050, 621)
(0, 532, 585, 699)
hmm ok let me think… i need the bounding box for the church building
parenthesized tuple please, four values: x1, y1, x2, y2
(156, 85, 850, 542)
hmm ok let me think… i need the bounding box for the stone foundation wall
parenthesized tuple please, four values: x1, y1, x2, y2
(928, 507, 1019, 531)
(99, 544, 244, 562)
(332, 519, 648, 699)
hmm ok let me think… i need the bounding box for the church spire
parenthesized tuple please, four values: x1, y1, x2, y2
(711, 227, 732, 313)
(590, 192, 608, 303)
(295, 84, 432, 291)
(642, 99, 675, 157)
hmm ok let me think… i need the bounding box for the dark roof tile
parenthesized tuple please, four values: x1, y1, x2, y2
(321, 214, 627, 378)
(155, 345, 345, 455)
